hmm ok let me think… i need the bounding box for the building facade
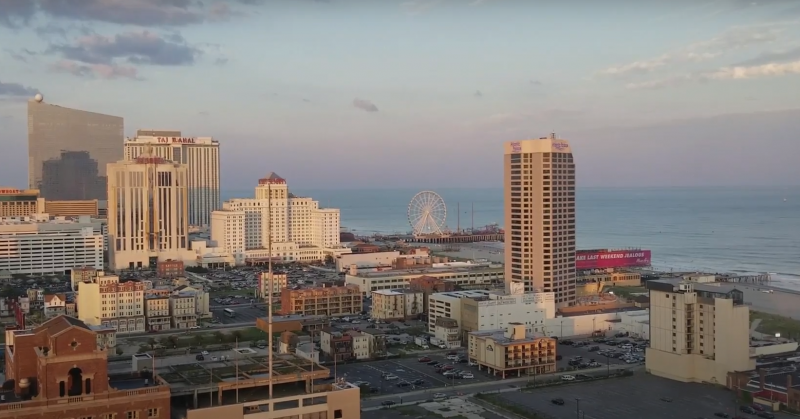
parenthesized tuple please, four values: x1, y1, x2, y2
(145, 295, 171, 331)
(75, 270, 146, 333)
(107, 151, 196, 270)
(44, 199, 100, 217)
(211, 173, 341, 264)
(124, 130, 221, 226)
(504, 134, 576, 307)
(257, 272, 288, 299)
(28, 99, 124, 200)
(345, 264, 504, 296)
(646, 279, 754, 384)
(279, 285, 362, 317)
(468, 323, 557, 378)
(170, 292, 198, 329)
(0, 215, 104, 274)
(370, 289, 424, 320)
(460, 286, 556, 338)
(0, 187, 44, 217)
(2, 315, 170, 419)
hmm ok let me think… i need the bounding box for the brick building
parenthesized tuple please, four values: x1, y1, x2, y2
(279, 284, 362, 317)
(2, 315, 171, 419)
(157, 259, 184, 278)
(408, 275, 456, 313)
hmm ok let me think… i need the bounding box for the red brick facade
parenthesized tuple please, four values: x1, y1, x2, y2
(2, 316, 171, 419)
(157, 259, 184, 278)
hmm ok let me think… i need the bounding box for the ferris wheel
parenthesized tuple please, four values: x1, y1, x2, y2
(408, 191, 447, 236)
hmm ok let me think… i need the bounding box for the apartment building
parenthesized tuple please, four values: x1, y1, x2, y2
(468, 323, 557, 378)
(433, 317, 461, 349)
(171, 292, 198, 329)
(0, 214, 104, 274)
(370, 289, 424, 320)
(320, 327, 354, 362)
(173, 284, 212, 318)
(0, 187, 44, 217)
(157, 258, 184, 278)
(460, 283, 556, 338)
(345, 264, 503, 296)
(646, 279, 754, 383)
(504, 134, 577, 307)
(210, 173, 342, 265)
(258, 271, 289, 299)
(75, 270, 146, 333)
(279, 284, 362, 317)
(144, 295, 171, 331)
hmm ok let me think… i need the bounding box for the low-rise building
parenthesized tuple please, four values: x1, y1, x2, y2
(370, 288, 424, 320)
(171, 292, 198, 329)
(345, 262, 503, 296)
(157, 258, 185, 278)
(433, 317, 461, 349)
(408, 275, 456, 313)
(74, 269, 146, 333)
(279, 284, 362, 317)
(646, 279, 754, 384)
(144, 295, 171, 331)
(174, 284, 212, 318)
(320, 327, 353, 362)
(258, 271, 288, 299)
(460, 288, 555, 338)
(468, 323, 557, 378)
(347, 330, 370, 360)
(43, 293, 66, 317)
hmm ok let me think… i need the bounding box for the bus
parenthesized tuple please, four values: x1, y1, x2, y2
(224, 308, 236, 318)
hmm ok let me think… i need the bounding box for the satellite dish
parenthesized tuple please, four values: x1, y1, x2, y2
(34, 93, 44, 103)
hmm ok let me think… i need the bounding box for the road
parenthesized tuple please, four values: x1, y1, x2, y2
(360, 364, 642, 411)
(118, 322, 255, 339)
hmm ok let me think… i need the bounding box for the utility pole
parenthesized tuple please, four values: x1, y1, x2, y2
(457, 202, 460, 234)
(267, 182, 274, 399)
(471, 202, 474, 233)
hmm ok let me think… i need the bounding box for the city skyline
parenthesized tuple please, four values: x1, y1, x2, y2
(2, 1, 800, 190)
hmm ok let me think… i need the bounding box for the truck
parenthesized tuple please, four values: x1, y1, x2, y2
(429, 337, 447, 349)
(414, 337, 429, 349)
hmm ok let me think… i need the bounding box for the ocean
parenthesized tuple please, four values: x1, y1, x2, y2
(221, 187, 800, 290)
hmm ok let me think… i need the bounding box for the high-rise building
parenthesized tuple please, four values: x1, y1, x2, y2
(107, 150, 195, 270)
(0, 187, 44, 217)
(503, 134, 576, 307)
(124, 129, 220, 227)
(27, 99, 123, 200)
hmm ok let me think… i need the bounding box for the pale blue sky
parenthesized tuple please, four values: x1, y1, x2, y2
(1, 0, 800, 189)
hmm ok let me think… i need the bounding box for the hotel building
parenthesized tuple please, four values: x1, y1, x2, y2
(28, 98, 123, 200)
(468, 323, 557, 378)
(0, 187, 44, 217)
(504, 133, 577, 307)
(0, 214, 104, 274)
(107, 150, 196, 270)
(646, 279, 754, 383)
(124, 130, 221, 226)
(75, 270, 146, 333)
(211, 173, 342, 264)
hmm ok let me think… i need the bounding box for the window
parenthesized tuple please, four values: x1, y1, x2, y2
(334, 409, 343, 418)
(126, 412, 139, 419)
(147, 408, 159, 418)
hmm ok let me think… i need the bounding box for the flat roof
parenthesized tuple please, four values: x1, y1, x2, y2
(350, 266, 501, 279)
(469, 328, 549, 346)
(372, 288, 418, 296)
(431, 290, 491, 300)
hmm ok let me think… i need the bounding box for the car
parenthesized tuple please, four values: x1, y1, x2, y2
(660, 397, 673, 402)
(560, 375, 575, 381)
(446, 354, 458, 360)
(551, 398, 565, 405)
(555, 355, 563, 360)
(433, 393, 447, 400)
(396, 381, 411, 387)
(739, 406, 756, 414)
(384, 374, 399, 380)
(201, 350, 209, 355)
(413, 379, 425, 385)
(757, 412, 775, 419)
(468, 361, 478, 366)
(461, 373, 474, 379)
(195, 354, 205, 361)
(190, 325, 201, 329)
(418, 357, 431, 362)
(714, 413, 729, 418)
(381, 401, 396, 406)
(751, 405, 765, 412)
(211, 356, 219, 361)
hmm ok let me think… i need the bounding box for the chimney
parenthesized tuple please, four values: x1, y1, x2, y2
(504, 322, 526, 340)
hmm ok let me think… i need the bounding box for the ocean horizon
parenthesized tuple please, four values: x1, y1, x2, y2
(221, 186, 800, 290)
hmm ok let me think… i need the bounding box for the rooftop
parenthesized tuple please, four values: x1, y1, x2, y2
(647, 278, 745, 303)
(431, 290, 491, 300)
(350, 265, 501, 279)
(469, 328, 550, 346)
(372, 288, 420, 296)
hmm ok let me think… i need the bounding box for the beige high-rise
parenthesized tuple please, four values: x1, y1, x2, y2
(503, 134, 576, 307)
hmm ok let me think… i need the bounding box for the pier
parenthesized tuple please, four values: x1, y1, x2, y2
(407, 233, 504, 244)
(716, 273, 771, 284)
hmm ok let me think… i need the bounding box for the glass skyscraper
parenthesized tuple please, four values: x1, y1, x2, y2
(28, 99, 123, 200)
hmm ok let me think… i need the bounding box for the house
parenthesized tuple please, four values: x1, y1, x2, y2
(43, 293, 67, 317)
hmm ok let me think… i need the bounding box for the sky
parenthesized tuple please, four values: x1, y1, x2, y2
(1, 0, 800, 190)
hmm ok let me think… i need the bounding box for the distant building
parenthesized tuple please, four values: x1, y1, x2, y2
(279, 285, 362, 317)
(124, 130, 221, 227)
(28, 99, 123, 200)
(370, 289, 424, 320)
(503, 134, 576, 307)
(3, 315, 170, 419)
(646, 279, 754, 383)
(0, 187, 44, 217)
(75, 270, 146, 333)
(468, 323, 558, 378)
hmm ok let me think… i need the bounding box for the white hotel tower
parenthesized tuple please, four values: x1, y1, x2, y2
(107, 150, 195, 270)
(124, 129, 220, 227)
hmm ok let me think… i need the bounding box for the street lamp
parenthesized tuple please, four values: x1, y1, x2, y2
(575, 398, 581, 419)
(604, 354, 610, 377)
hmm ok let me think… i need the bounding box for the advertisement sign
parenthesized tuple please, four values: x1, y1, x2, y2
(157, 137, 195, 144)
(576, 250, 651, 270)
(551, 141, 570, 152)
(510, 142, 522, 153)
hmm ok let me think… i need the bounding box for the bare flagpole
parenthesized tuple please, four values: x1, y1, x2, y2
(268, 182, 274, 399)
(235, 337, 239, 403)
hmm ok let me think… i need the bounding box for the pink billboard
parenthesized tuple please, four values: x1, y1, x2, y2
(576, 250, 652, 270)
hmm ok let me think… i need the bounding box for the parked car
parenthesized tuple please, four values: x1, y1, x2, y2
(739, 406, 755, 414)
(551, 398, 565, 405)
(560, 375, 575, 381)
(381, 401, 396, 406)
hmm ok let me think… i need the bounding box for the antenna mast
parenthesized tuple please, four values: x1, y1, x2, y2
(267, 182, 274, 399)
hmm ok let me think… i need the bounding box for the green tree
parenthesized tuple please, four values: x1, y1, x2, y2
(147, 337, 157, 349)
(191, 334, 204, 347)
(168, 335, 179, 348)
(230, 330, 243, 344)
(115, 347, 125, 356)
(213, 331, 225, 343)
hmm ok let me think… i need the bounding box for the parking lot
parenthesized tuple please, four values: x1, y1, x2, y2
(334, 352, 498, 395)
(554, 339, 634, 370)
(212, 305, 268, 324)
(492, 373, 793, 419)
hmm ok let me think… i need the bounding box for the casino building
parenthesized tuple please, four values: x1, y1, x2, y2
(124, 130, 220, 227)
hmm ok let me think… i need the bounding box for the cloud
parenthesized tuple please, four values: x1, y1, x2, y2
(353, 98, 379, 112)
(0, 0, 266, 28)
(48, 30, 200, 67)
(530, 80, 543, 86)
(49, 60, 140, 80)
(600, 25, 782, 77)
(0, 81, 39, 97)
(474, 90, 483, 98)
(626, 60, 800, 90)
(5, 48, 38, 63)
(400, 0, 444, 15)
(736, 45, 800, 66)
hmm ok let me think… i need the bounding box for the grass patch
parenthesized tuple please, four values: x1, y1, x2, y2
(474, 393, 546, 419)
(210, 289, 255, 298)
(750, 311, 800, 338)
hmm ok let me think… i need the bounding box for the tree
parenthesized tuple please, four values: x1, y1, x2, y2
(213, 331, 225, 343)
(147, 337, 157, 349)
(191, 334, 204, 347)
(168, 335, 179, 348)
(115, 347, 125, 356)
(230, 330, 243, 345)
